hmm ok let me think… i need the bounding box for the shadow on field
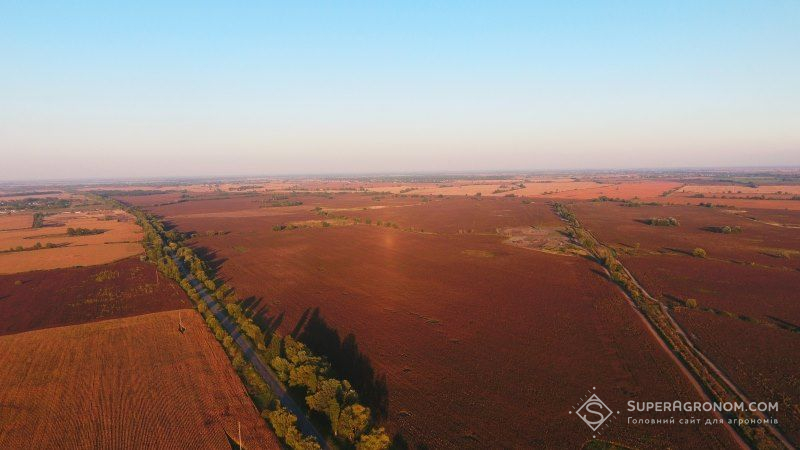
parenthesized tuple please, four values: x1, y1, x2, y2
(296, 307, 389, 420)
(241, 296, 285, 334)
(191, 245, 228, 274)
(224, 429, 242, 449)
(663, 247, 694, 257)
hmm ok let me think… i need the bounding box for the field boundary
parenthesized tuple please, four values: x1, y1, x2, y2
(552, 201, 793, 450)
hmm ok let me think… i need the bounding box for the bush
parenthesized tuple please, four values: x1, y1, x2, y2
(645, 217, 679, 226)
(692, 248, 707, 258)
(685, 298, 698, 308)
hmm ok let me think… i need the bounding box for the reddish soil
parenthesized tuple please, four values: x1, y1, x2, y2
(148, 193, 737, 449)
(546, 181, 682, 200)
(0, 256, 188, 336)
(672, 309, 800, 444)
(623, 255, 800, 323)
(0, 309, 280, 449)
(115, 192, 185, 206)
(572, 202, 800, 270)
(0, 214, 32, 231)
(572, 200, 800, 445)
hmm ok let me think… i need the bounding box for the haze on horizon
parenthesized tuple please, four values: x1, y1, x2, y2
(2, 1, 799, 181)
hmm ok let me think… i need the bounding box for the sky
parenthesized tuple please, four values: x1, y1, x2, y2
(1, 1, 799, 180)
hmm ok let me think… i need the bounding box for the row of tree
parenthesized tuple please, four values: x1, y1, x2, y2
(271, 337, 389, 449)
(553, 201, 782, 449)
(114, 197, 390, 450)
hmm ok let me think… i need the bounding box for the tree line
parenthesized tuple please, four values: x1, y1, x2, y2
(104, 195, 390, 450)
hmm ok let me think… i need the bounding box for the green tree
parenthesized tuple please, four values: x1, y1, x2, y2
(356, 428, 391, 450)
(306, 378, 343, 431)
(270, 357, 291, 382)
(290, 363, 321, 392)
(267, 405, 297, 438)
(337, 404, 371, 442)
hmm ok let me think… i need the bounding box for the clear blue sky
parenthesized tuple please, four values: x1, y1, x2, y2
(1, 1, 799, 180)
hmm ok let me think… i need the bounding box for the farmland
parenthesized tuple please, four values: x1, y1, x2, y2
(0, 190, 281, 449)
(0, 209, 143, 274)
(0, 256, 187, 336)
(138, 187, 746, 449)
(0, 309, 280, 449)
(572, 199, 800, 444)
(1, 171, 797, 449)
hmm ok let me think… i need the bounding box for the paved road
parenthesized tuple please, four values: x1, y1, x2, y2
(172, 255, 330, 450)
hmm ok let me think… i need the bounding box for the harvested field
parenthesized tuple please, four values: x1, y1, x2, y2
(115, 192, 186, 207)
(0, 214, 32, 231)
(672, 309, 800, 444)
(680, 184, 800, 195)
(0, 209, 142, 273)
(624, 255, 800, 323)
(572, 200, 800, 445)
(546, 181, 683, 200)
(148, 193, 737, 449)
(0, 309, 280, 449)
(572, 202, 800, 270)
(0, 256, 188, 336)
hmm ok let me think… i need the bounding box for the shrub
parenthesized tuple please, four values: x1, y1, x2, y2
(685, 298, 698, 308)
(692, 248, 707, 258)
(645, 217, 679, 226)
(707, 225, 742, 234)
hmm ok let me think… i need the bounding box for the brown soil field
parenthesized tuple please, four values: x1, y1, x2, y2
(572, 202, 800, 270)
(672, 309, 800, 444)
(146, 193, 737, 449)
(670, 196, 800, 210)
(623, 255, 800, 323)
(680, 184, 800, 195)
(0, 214, 33, 231)
(115, 192, 186, 207)
(546, 181, 683, 200)
(0, 309, 280, 449)
(0, 256, 188, 336)
(0, 191, 76, 201)
(572, 200, 800, 445)
(0, 209, 142, 274)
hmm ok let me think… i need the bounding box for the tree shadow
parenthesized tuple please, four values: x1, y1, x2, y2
(389, 432, 409, 450)
(296, 308, 389, 420)
(663, 293, 688, 308)
(224, 429, 242, 449)
(190, 245, 228, 274)
(389, 431, 430, 450)
(241, 296, 285, 334)
(291, 308, 311, 337)
(663, 247, 693, 257)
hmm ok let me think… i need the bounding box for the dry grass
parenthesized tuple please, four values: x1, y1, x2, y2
(0, 210, 142, 274)
(0, 214, 33, 231)
(0, 309, 279, 449)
